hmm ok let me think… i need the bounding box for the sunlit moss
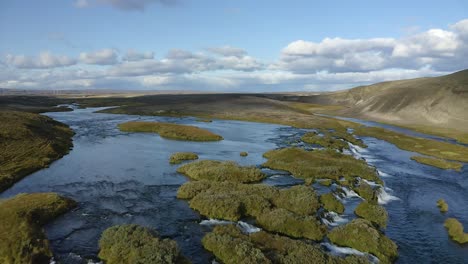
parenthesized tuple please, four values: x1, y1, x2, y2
(352, 182, 378, 204)
(301, 131, 349, 151)
(240, 151, 249, 157)
(411, 156, 463, 171)
(444, 218, 468, 244)
(262, 148, 381, 184)
(0, 193, 76, 263)
(177, 160, 265, 183)
(0, 111, 74, 192)
(272, 185, 320, 216)
(118, 121, 223, 141)
(202, 224, 369, 264)
(354, 201, 388, 229)
(328, 219, 398, 263)
(320, 193, 345, 214)
(437, 199, 448, 213)
(98, 224, 188, 264)
(169, 152, 199, 164)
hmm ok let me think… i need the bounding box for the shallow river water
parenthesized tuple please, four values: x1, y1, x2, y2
(1, 107, 467, 263)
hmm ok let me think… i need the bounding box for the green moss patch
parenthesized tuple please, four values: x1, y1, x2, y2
(202, 224, 369, 264)
(354, 202, 388, 229)
(262, 148, 381, 184)
(437, 199, 448, 213)
(328, 219, 398, 263)
(178, 181, 325, 239)
(0, 193, 76, 264)
(352, 182, 378, 204)
(0, 111, 74, 193)
(240, 151, 249, 157)
(411, 156, 463, 171)
(118, 121, 223, 141)
(169, 152, 199, 164)
(98, 224, 187, 264)
(177, 160, 265, 183)
(320, 193, 345, 214)
(301, 131, 349, 151)
(256, 208, 326, 241)
(444, 218, 468, 244)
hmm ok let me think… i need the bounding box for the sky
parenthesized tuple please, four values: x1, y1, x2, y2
(1, 0, 468, 92)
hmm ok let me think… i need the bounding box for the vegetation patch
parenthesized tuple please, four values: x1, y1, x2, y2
(437, 199, 448, 213)
(98, 224, 187, 264)
(118, 121, 223, 141)
(0, 193, 76, 264)
(202, 224, 369, 264)
(355, 126, 468, 163)
(444, 218, 468, 244)
(0, 111, 74, 193)
(410, 156, 463, 171)
(256, 208, 326, 241)
(320, 193, 345, 214)
(240, 151, 249, 157)
(352, 182, 378, 204)
(301, 131, 349, 151)
(178, 181, 325, 239)
(169, 152, 199, 164)
(328, 219, 398, 263)
(262, 148, 381, 184)
(177, 160, 265, 183)
(354, 201, 388, 229)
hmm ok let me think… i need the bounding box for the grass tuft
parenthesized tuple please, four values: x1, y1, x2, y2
(437, 199, 448, 213)
(320, 193, 345, 214)
(354, 201, 388, 229)
(169, 152, 198, 164)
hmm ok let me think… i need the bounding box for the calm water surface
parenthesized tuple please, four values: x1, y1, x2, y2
(1, 107, 467, 263)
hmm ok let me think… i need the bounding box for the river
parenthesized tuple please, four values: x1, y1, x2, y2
(1, 107, 467, 263)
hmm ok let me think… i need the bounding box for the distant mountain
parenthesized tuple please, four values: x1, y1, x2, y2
(300, 69, 468, 133)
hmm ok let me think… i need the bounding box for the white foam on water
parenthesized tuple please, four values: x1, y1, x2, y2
(377, 187, 400, 205)
(200, 219, 232, 226)
(237, 221, 261, 233)
(341, 187, 361, 199)
(323, 211, 349, 227)
(362, 179, 381, 187)
(377, 170, 391, 178)
(322, 243, 380, 263)
(200, 219, 261, 234)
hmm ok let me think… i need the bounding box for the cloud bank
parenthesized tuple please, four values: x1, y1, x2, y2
(2, 18, 468, 91)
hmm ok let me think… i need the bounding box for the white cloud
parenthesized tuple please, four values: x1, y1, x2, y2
(79, 49, 119, 65)
(4, 52, 76, 69)
(207, 46, 247, 57)
(123, 49, 154, 61)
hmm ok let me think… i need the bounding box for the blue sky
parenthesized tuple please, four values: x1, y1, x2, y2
(1, 0, 468, 91)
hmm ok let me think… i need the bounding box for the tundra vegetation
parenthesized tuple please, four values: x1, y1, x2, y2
(262, 148, 382, 184)
(118, 121, 223, 141)
(354, 201, 388, 229)
(0, 193, 76, 264)
(98, 224, 188, 264)
(320, 193, 345, 214)
(169, 152, 199, 164)
(328, 219, 398, 264)
(301, 131, 349, 151)
(444, 218, 468, 244)
(437, 199, 448, 213)
(177, 181, 326, 240)
(0, 111, 74, 192)
(202, 224, 370, 264)
(177, 160, 265, 183)
(410, 156, 463, 171)
(240, 151, 249, 157)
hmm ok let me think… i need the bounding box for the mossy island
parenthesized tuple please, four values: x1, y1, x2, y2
(262, 147, 382, 184)
(354, 201, 388, 229)
(301, 131, 349, 151)
(177, 160, 265, 183)
(328, 219, 398, 264)
(444, 218, 468, 244)
(411, 156, 463, 171)
(0, 193, 76, 264)
(202, 224, 369, 264)
(169, 152, 199, 164)
(118, 121, 223, 141)
(98, 224, 188, 264)
(320, 192, 345, 214)
(437, 199, 448, 213)
(177, 181, 326, 240)
(240, 151, 249, 157)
